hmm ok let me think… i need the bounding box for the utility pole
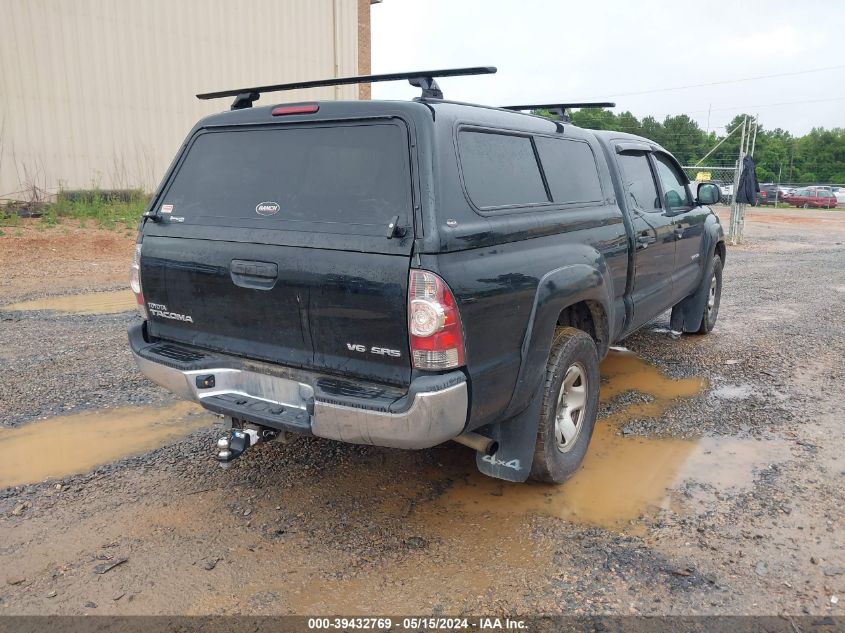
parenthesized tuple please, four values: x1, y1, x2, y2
(750, 115, 759, 157)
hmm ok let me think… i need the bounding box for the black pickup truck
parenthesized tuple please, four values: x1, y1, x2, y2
(129, 68, 725, 484)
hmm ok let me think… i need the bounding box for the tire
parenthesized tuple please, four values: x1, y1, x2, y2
(693, 255, 723, 334)
(529, 327, 600, 484)
(803, 202, 810, 209)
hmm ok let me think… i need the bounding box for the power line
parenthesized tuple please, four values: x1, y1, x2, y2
(591, 64, 845, 99)
(677, 96, 845, 116)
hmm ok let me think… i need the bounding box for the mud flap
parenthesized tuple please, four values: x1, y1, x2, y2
(474, 381, 545, 482)
(670, 254, 715, 333)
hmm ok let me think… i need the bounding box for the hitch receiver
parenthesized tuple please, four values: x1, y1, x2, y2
(215, 422, 279, 465)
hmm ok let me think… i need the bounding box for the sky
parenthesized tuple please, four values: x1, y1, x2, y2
(371, 0, 845, 136)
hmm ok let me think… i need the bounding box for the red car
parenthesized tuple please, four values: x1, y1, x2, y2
(782, 188, 838, 208)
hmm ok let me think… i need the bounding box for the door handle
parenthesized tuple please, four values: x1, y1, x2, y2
(636, 232, 656, 249)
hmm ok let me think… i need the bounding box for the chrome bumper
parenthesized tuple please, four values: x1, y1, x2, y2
(131, 350, 468, 450)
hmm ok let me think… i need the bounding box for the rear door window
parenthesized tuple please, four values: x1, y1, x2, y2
(160, 121, 413, 234)
(534, 137, 603, 204)
(458, 130, 549, 208)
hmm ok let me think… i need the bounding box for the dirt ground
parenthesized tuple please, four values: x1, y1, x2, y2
(0, 222, 136, 302)
(0, 208, 843, 616)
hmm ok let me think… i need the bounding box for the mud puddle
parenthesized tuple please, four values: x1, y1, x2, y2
(0, 402, 214, 488)
(599, 347, 706, 421)
(438, 427, 786, 530)
(437, 350, 787, 530)
(3, 289, 136, 315)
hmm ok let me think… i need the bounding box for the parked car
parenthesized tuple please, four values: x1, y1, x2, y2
(834, 188, 845, 206)
(811, 186, 843, 207)
(128, 69, 726, 485)
(757, 184, 780, 206)
(782, 188, 838, 208)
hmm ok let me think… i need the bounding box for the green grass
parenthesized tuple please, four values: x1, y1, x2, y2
(1, 190, 148, 230)
(51, 190, 147, 229)
(0, 208, 20, 227)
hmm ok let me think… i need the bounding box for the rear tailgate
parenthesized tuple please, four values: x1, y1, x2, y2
(140, 119, 416, 386)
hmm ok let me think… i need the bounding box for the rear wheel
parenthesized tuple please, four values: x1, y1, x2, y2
(530, 327, 600, 483)
(803, 202, 810, 209)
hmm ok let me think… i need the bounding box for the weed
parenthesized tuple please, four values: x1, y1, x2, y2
(43, 206, 58, 226)
(37, 188, 147, 230)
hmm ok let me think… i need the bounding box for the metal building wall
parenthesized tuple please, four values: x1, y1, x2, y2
(0, 0, 360, 198)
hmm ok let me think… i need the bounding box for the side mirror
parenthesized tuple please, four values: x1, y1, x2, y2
(697, 182, 720, 206)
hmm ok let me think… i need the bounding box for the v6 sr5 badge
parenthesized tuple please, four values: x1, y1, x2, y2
(346, 343, 401, 358)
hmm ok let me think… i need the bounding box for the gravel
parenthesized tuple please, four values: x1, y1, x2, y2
(0, 311, 167, 427)
(1, 210, 844, 616)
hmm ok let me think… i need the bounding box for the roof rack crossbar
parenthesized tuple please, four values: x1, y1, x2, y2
(197, 66, 497, 110)
(502, 102, 616, 123)
(502, 102, 616, 111)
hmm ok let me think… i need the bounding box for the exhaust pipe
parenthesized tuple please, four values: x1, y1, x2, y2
(453, 431, 498, 456)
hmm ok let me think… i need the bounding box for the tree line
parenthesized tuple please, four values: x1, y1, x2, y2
(544, 108, 845, 185)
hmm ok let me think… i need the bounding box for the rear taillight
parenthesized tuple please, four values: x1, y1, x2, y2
(129, 244, 148, 320)
(408, 270, 465, 370)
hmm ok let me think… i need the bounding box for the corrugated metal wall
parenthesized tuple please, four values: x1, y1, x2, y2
(0, 0, 360, 198)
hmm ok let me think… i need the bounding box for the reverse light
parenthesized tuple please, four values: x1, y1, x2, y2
(130, 243, 148, 320)
(271, 104, 320, 116)
(408, 270, 466, 370)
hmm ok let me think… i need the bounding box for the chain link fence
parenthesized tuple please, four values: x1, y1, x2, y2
(682, 166, 738, 206)
(683, 163, 748, 243)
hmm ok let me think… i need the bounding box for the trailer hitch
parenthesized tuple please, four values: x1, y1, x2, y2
(215, 421, 281, 466)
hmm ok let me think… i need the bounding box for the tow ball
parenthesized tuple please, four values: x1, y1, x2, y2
(215, 420, 283, 466)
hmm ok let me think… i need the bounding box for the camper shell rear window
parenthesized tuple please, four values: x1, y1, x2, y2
(159, 120, 413, 235)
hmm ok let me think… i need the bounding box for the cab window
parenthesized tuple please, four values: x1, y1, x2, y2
(616, 152, 660, 213)
(653, 154, 692, 210)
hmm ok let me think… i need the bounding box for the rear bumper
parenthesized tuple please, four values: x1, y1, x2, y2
(129, 323, 468, 449)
